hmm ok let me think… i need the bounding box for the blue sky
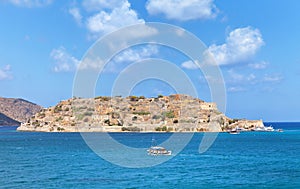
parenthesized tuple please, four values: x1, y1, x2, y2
(0, 0, 299, 121)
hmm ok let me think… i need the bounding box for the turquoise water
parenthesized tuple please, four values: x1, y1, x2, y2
(0, 123, 299, 188)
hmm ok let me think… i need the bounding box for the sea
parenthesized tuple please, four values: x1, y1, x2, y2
(0, 122, 299, 188)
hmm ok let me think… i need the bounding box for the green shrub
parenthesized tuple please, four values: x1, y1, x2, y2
(138, 96, 145, 99)
(55, 117, 63, 122)
(129, 96, 138, 101)
(57, 127, 65, 131)
(39, 112, 46, 118)
(102, 96, 111, 101)
(155, 126, 167, 131)
(54, 105, 63, 113)
(122, 127, 141, 132)
(164, 111, 175, 118)
(152, 115, 161, 119)
(132, 111, 150, 115)
(76, 114, 84, 120)
(84, 112, 93, 116)
(78, 106, 87, 110)
(94, 96, 100, 99)
(95, 96, 111, 101)
(87, 107, 94, 112)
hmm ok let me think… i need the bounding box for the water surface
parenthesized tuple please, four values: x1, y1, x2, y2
(0, 123, 299, 188)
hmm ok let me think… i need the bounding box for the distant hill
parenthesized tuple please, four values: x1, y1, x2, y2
(0, 113, 20, 126)
(0, 97, 42, 126)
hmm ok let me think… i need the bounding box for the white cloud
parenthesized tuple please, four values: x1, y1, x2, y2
(6, 0, 52, 7)
(78, 57, 104, 70)
(226, 69, 257, 86)
(50, 47, 80, 72)
(86, 1, 144, 38)
(104, 45, 159, 73)
(181, 60, 199, 70)
(0, 65, 13, 80)
(208, 26, 264, 66)
(146, 0, 218, 21)
(248, 61, 268, 69)
(69, 8, 82, 25)
(225, 69, 283, 93)
(69, 1, 153, 41)
(227, 87, 246, 92)
(263, 74, 283, 82)
(113, 45, 158, 63)
(50, 45, 158, 73)
(247, 73, 256, 81)
(227, 69, 245, 81)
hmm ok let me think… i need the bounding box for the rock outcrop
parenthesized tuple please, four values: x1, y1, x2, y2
(17, 94, 263, 132)
(0, 97, 42, 126)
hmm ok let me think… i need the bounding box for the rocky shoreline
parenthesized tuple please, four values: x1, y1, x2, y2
(17, 94, 264, 132)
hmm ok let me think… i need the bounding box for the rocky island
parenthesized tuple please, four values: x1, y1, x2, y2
(17, 94, 264, 132)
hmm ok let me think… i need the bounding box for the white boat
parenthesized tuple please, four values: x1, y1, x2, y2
(228, 126, 241, 134)
(277, 129, 283, 132)
(228, 129, 240, 134)
(253, 126, 274, 132)
(147, 146, 172, 156)
(253, 127, 265, 131)
(265, 126, 275, 132)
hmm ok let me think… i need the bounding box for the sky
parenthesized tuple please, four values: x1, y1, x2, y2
(0, 0, 300, 122)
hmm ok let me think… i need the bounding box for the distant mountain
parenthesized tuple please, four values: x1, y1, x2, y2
(0, 97, 42, 126)
(0, 113, 20, 126)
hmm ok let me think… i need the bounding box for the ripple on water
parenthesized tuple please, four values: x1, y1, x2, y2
(0, 126, 299, 188)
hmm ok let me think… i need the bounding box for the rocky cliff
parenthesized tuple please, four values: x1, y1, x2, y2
(0, 97, 42, 125)
(17, 94, 264, 132)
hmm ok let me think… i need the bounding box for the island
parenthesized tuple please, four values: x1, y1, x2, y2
(17, 94, 265, 132)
